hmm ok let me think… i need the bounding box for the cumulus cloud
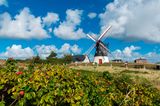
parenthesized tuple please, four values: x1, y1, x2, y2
(35, 43, 82, 59)
(42, 12, 59, 26)
(0, 7, 60, 39)
(99, 0, 160, 43)
(58, 43, 71, 54)
(70, 44, 81, 54)
(88, 12, 97, 19)
(0, 45, 34, 59)
(54, 9, 86, 40)
(144, 52, 160, 63)
(34, 45, 58, 59)
(0, 43, 82, 59)
(0, 0, 8, 6)
(0, 7, 49, 39)
(112, 45, 141, 61)
(111, 45, 160, 63)
(123, 45, 140, 57)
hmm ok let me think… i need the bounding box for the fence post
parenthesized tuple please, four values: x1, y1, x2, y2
(143, 65, 146, 70)
(125, 62, 128, 69)
(110, 63, 112, 69)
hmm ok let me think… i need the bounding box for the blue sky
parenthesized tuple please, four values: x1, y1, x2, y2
(0, 0, 160, 63)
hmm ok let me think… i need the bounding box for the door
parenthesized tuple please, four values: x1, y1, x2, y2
(99, 59, 102, 64)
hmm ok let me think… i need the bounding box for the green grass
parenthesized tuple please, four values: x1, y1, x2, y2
(120, 69, 149, 74)
(70, 65, 160, 90)
(70, 68, 103, 78)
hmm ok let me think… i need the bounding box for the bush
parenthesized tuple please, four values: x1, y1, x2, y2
(0, 64, 160, 105)
(5, 58, 17, 72)
(103, 71, 113, 81)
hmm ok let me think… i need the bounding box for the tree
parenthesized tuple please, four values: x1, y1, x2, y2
(47, 51, 57, 60)
(32, 55, 41, 63)
(63, 54, 72, 64)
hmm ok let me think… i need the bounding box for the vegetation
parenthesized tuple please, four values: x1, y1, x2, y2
(6, 58, 17, 72)
(14, 51, 73, 65)
(46, 51, 57, 60)
(0, 60, 160, 106)
(31, 52, 72, 64)
(63, 54, 72, 64)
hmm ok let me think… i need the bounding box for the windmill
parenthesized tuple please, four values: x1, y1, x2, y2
(85, 25, 112, 64)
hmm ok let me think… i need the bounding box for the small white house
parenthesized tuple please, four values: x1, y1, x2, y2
(72, 55, 90, 63)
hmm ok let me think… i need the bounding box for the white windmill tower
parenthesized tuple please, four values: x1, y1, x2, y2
(85, 25, 112, 64)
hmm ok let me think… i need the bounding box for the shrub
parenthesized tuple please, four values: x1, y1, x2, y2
(0, 64, 160, 105)
(103, 71, 113, 81)
(5, 58, 17, 72)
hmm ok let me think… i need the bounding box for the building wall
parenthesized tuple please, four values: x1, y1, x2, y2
(112, 60, 123, 63)
(135, 59, 147, 64)
(0, 60, 6, 65)
(82, 56, 90, 63)
(94, 56, 109, 64)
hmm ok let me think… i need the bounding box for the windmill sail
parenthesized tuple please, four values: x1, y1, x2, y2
(84, 25, 112, 64)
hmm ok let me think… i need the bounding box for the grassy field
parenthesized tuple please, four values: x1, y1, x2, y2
(70, 65, 160, 90)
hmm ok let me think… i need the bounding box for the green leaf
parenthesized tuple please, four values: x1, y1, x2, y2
(40, 97, 44, 104)
(0, 101, 5, 106)
(45, 95, 50, 102)
(18, 98, 26, 106)
(0, 85, 4, 90)
(49, 98, 54, 104)
(75, 96, 81, 100)
(25, 93, 32, 100)
(31, 92, 36, 98)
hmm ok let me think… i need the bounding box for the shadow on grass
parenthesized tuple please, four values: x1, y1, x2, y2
(120, 70, 149, 74)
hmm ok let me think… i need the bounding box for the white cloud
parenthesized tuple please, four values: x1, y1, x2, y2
(99, 0, 160, 43)
(70, 44, 81, 54)
(59, 43, 81, 55)
(34, 45, 58, 59)
(42, 12, 59, 26)
(58, 43, 81, 54)
(59, 43, 71, 54)
(0, 7, 60, 39)
(1, 44, 160, 63)
(123, 45, 140, 57)
(0, 43, 82, 59)
(35, 43, 82, 59)
(0, 7, 49, 39)
(0, 45, 34, 59)
(143, 52, 160, 63)
(88, 12, 97, 19)
(111, 45, 141, 61)
(54, 9, 86, 40)
(0, 0, 8, 6)
(111, 45, 160, 63)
